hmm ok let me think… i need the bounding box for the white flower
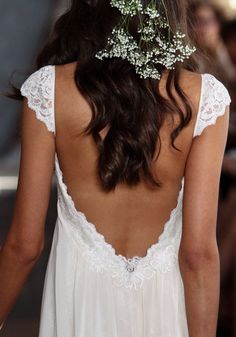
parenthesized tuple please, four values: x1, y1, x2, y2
(144, 4, 160, 19)
(95, 1, 196, 80)
(110, 0, 143, 16)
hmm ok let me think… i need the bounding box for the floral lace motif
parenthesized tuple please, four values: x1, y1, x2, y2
(55, 154, 184, 290)
(20, 65, 55, 133)
(84, 244, 179, 290)
(193, 74, 231, 137)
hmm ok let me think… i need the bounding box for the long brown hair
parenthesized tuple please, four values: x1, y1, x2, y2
(12, 0, 199, 191)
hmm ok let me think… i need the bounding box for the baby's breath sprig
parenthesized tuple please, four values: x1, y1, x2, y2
(95, 0, 196, 79)
(110, 0, 143, 16)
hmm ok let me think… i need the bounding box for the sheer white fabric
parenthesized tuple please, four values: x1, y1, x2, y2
(20, 65, 56, 133)
(18, 65, 231, 337)
(193, 73, 231, 137)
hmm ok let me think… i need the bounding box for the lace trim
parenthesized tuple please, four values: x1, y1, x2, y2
(20, 65, 55, 133)
(55, 153, 184, 289)
(193, 74, 231, 137)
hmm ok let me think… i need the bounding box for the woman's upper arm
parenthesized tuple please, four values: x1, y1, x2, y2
(5, 98, 55, 255)
(180, 105, 230, 261)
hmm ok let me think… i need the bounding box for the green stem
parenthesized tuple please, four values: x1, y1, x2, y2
(160, 0, 174, 38)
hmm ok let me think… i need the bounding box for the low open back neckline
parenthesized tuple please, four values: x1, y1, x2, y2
(54, 153, 184, 265)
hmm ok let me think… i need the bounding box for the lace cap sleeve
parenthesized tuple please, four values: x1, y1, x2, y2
(193, 74, 231, 137)
(20, 65, 56, 134)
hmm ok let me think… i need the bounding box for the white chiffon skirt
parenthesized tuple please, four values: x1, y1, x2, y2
(38, 216, 189, 337)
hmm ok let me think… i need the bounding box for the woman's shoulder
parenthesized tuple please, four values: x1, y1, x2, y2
(22, 64, 55, 81)
(20, 62, 79, 134)
(179, 69, 231, 104)
(20, 64, 55, 98)
(199, 72, 231, 106)
(171, 69, 231, 137)
(160, 69, 202, 125)
(180, 70, 231, 137)
(21, 62, 77, 89)
(194, 72, 231, 137)
(20, 64, 56, 133)
(179, 69, 203, 109)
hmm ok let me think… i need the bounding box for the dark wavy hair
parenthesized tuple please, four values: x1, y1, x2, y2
(11, 0, 199, 192)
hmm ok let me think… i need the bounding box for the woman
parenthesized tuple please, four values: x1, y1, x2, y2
(0, 0, 231, 336)
(189, 0, 235, 85)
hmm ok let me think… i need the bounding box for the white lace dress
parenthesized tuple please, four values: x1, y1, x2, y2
(19, 65, 231, 337)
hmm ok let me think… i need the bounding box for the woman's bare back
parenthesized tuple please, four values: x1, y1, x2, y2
(54, 62, 201, 259)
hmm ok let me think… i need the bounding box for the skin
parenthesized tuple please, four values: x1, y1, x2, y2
(0, 67, 229, 336)
(0, 97, 55, 327)
(179, 104, 229, 337)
